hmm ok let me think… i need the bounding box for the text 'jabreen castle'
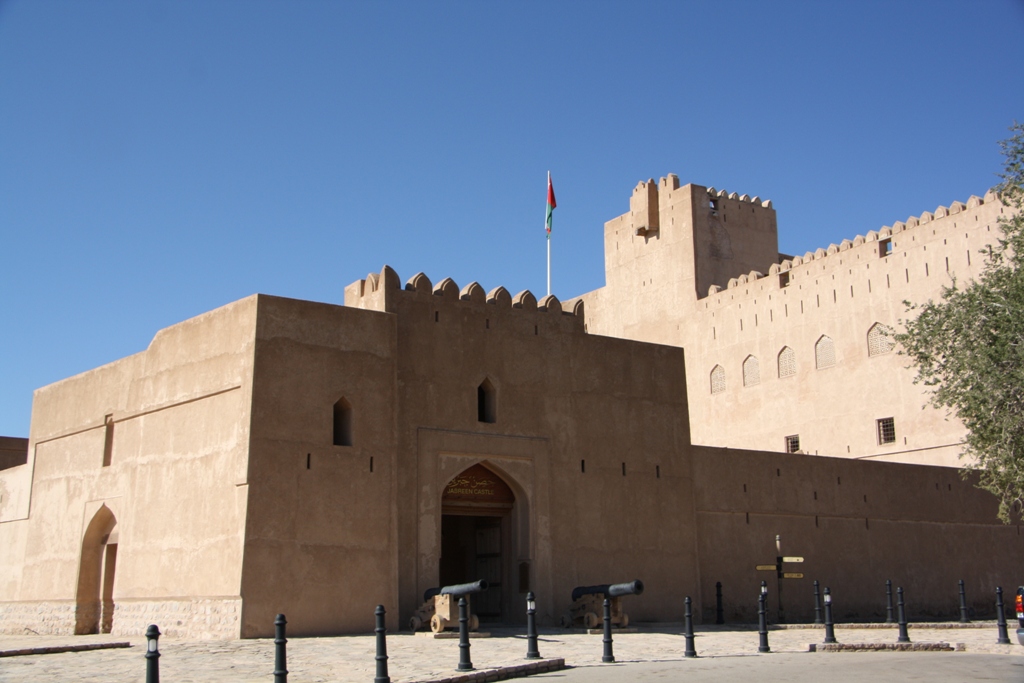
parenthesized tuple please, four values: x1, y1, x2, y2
(0, 175, 1018, 639)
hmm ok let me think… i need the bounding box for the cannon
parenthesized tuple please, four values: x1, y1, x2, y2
(562, 580, 644, 629)
(409, 580, 488, 633)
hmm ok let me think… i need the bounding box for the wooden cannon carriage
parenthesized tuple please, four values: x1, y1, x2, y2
(560, 580, 644, 629)
(409, 580, 487, 633)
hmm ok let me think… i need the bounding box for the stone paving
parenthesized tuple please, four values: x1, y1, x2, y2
(1, 623, 1022, 683)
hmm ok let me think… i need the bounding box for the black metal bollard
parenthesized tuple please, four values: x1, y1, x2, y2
(684, 596, 696, 657)
(958, 579, 970, 624)
(458, 597, 473, 671)
(374, 605, 390, 683)
(757, 591, 770, 653)
(274, 614, 288, 683)
(885, 580, 894, 624)
(896, 588, 910, 643)
(525, 592, 540, 659)
(602, 598, 615, 663)
(716, 581, 724, 624)
(823, 587, 836, 644)
(145, 624, 160, 683)
(813, 580, 823, 625)
(996, 587, 1011, 644)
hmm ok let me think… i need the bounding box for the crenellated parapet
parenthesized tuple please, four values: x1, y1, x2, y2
(344, 265, 585, 329)
(705, 186, 773, 209)
(710, 189, 1006, 295)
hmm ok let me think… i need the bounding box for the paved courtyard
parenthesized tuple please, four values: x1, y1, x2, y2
(1, 623, 1022, 683)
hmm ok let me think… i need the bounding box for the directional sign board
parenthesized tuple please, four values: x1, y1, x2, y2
(756, 565, 777, 571)
(782, 572, 804, 579)
(782, 556, 804, 563)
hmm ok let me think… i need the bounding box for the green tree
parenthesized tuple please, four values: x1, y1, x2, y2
(896, 123, 1024, 522)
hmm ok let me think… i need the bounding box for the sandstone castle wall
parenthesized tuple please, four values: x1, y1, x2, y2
(569, 177, 1011, 466)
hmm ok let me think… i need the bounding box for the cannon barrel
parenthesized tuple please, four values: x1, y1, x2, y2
(572, 580, 644, 602)
(608, 580, 644, 598)
(423, 587, 442, 603)
(440, 580, 489, 597)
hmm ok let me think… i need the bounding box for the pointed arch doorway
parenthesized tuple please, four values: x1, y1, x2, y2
(440, 463, 517, 623)
(75, 505, 119, 634)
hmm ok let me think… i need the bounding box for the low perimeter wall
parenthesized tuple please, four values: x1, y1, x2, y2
(692, 446, 1024, 623)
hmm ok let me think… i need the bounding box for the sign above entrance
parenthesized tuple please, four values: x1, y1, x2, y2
(443, 464, 515, 509)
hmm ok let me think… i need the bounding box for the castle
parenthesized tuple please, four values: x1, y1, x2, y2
(0, 176, 1018, 639)
(568, 175, 1006, 467)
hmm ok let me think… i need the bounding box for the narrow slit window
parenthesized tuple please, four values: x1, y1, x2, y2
(333, 397, 353, 446)
(102, 414, 114, 467)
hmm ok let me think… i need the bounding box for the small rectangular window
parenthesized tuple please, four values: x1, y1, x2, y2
(779, 271, 790, 288)
(877, 417, 896, 445)
(785, 435, 800, 453)
(878, 239, 892, 257)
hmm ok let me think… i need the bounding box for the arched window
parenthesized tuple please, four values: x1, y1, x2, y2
(867, 323, 895, 357)
(333, 397, 353, 446)
(478, 379, 497, 423)
(742, 356, 760, 387)
(778, 346, 796, 378)
(710, 365, 726, 394)
(815, 336, 836, 369)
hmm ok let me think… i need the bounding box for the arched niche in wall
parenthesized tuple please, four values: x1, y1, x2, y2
(333, 397, 353, 446)
(477, 379, 497, 423)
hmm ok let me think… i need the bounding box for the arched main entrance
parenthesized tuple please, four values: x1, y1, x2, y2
(75, 505, 118, 635)
(440, 464, 516, 622)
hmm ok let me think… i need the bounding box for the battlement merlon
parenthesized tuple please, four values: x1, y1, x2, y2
(771, 190, 1004, 276)
(702, 189, 1010, 297)
(618, 175, 776, 233)
(606, 176, 780, 300)
(344, 265, 585, 330)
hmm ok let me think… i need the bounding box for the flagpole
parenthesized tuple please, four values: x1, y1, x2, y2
(546, 171, 551, 297)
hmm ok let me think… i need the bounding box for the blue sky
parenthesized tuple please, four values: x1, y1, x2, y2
(1, 0, 1022, 437)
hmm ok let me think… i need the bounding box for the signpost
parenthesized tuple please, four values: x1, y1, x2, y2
(754, 536, 805, 623)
